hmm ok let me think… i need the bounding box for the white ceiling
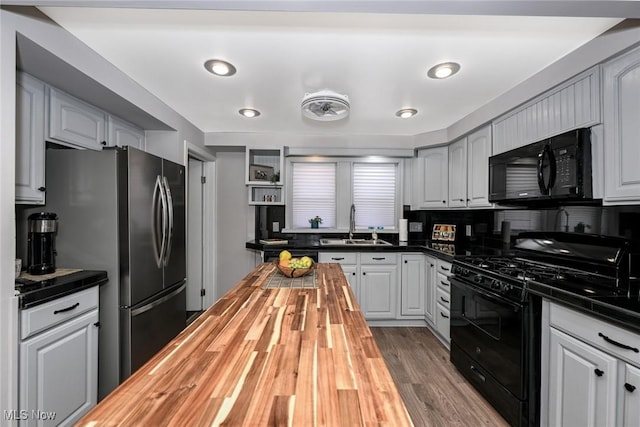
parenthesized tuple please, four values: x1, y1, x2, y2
(36, 4, 623, 136)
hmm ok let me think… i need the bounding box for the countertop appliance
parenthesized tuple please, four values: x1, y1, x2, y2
(449, 232, 638, 427)
(44, 146, 186, 399)
(489, 128, 592, 204)
(27, 212, 57, 275)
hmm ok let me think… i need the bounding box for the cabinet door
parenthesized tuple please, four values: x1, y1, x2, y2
(603, 46, 640, 203)
(424, 257, 436, 326)
(622, 363, 640, 427)
(467, 125, 493, 207)
(49, 88, 106, 150)
(107, 116, 145, 150)
(400, 254, 425, 317)
(414, 146, 448, 208)
(20, 309, 99, 427)
(360, 265, 397, 319)
(547, 327, 618, 427)
(448, 138, 467, 207)
(15, 73, 46, 204)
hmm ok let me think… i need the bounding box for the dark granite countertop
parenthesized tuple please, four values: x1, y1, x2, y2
(246, 236, 505, 261)
(16, 270, 108, 309)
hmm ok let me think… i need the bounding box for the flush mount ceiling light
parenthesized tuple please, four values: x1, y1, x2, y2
(204, 59, 236, 76)
(396, 108, 418, 118)
(301, 90, 350, 121)
(427, 62, 461, 79)
(239, 108, 260, 118)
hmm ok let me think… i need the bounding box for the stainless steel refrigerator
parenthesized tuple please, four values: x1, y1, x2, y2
(44, 146, 186, 399)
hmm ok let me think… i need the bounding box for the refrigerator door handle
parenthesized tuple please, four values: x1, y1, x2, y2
(152, 175, 164, 268)
(162, 176, 174, 267)
(158, 175, 169, 268)
(130, 282, 186, 317)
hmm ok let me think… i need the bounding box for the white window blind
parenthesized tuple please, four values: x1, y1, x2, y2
(291, 162, 336, 228)
(353, 163, 397, 229)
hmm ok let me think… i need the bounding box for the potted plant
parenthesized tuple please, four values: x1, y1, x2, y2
(308, 216, 322, 229)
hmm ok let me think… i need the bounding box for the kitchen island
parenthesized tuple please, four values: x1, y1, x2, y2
(78, 263, 413, 426)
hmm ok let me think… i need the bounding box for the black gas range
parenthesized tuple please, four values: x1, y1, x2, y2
(449, 232, 639, 427)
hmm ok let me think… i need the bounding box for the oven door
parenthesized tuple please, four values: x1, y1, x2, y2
(450, 277, 525, 399)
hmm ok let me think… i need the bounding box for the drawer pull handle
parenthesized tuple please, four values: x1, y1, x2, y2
(331, 257, 345, 261)
(54, 302, 79, 314)
(625, 383, 636, 392)
(440, 296, 449, 304)
(594, 368, 604, 377)
(598, 332, 639, 353)
(372, 257, 386, 261)
(440, 266, 450, 271)
(470, 365, 486, 382)
(440, 281, 449, 287)
(440, 312, 449, 319)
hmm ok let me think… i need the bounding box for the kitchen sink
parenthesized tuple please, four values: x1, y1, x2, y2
(319, 238, 392, 246)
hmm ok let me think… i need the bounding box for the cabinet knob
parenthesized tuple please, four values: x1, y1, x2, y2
(594, 368, 604, 377)
(362, 272, 366, 276)
(38, 186, 46, 192)
(94, 322, 101, 328)
(467, 198, 470, 202)
(352, 272, 356, 276)
(625, 383, 636, 392)
(101, 141, 107, 146)
(404, 260, 408, 264)
(442, 200, 446, 204)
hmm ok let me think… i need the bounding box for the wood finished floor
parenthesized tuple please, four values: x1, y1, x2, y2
(371, 327, 509, 427)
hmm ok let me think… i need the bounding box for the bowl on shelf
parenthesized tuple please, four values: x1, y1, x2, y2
(274, 260, 315, 278)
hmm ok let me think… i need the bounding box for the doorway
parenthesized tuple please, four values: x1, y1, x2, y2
(185, 142, 216, 324)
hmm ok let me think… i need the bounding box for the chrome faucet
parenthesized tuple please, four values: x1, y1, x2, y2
(349, 204, 356, 240)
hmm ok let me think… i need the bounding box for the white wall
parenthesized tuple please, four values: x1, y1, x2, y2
(214, 151, 258, 297)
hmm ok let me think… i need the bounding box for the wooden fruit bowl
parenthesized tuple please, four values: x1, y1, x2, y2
(274, 260, 315, 278)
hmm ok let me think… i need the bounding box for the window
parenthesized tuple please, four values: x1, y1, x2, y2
(353, 163, 398, 228)
(291, 162, 336, 228)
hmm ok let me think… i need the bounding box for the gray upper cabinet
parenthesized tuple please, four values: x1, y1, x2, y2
(107, 115, 145, 150)
(16, 72, 46, 204)
(493, 66, 601, 154)
(466, 125, 492, 208)
(49, 87, 107, 150)
(602, 45, 640, 204)
(412, 146, 448, 209)
(447, 138, 467, 208)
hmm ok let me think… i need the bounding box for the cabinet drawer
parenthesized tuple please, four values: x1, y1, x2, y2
(360, 253, 397, 265)
(319, 252, 357, 265)
(437, 259, 453, 276)
(549, 301, 640, 367)
(437, 272, 451, 291)
(436, 287, 451, 309)
(21, 286, 99, 340)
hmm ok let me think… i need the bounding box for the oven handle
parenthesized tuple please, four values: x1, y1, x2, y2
(450, 277, 521, 309)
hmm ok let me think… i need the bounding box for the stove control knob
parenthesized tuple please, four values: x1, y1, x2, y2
(490, 280, 500, 290)
(501, 283, 513, 292)
(473, 275, 482, 283)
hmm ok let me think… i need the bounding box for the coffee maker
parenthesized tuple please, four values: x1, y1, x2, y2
(27, 212, 58, 275)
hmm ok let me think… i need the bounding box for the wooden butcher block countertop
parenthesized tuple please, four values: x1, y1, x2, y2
(78, 263, 413, 426)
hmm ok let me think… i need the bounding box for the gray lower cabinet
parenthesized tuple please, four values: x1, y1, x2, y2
(400, 253, 425, 317)
(542, 300, 640, 427)
(424, 256, 436, 326)
(19, 287, 99, 426)
(318, 252, 359, 300)
(434, 259, 452, 346)
(360, 253, 398, 320)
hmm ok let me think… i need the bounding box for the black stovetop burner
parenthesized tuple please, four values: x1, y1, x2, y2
(453, 232, 639, 301)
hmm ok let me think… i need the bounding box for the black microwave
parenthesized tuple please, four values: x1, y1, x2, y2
(489, 128, 593, 204)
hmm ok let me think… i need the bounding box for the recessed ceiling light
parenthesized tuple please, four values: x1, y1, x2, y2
(204, 59, 236, 76)
(427, 62, 461, 79)
(239, 108, 260, 118)
(396, 108, 417, 118)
